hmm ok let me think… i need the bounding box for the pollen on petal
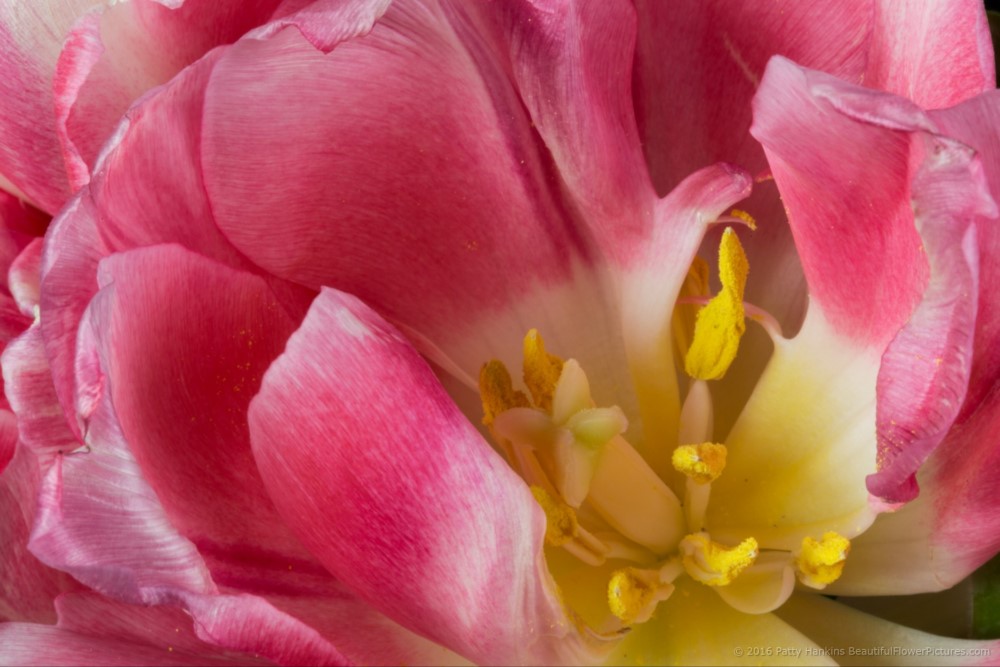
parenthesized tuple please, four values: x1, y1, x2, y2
(796, 532, 851, 589)
(523, 329, 564, 413)
(684, 228, 749, 381)
(681, 533, 758, 587)
(479, 360, 529, 426)
(672, 443, 727, 484)
(607, 567, 673, 625)
(530, 485, 579, 547)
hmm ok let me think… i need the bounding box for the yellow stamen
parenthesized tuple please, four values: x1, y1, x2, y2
(681, 533, 758, 586)
(684, 228, 749, 381)
(607, 567, 673, 625)
(729, 208, 757, 230)
(672, 443, 727, 485)
(796, 532, 851, 589)
(523, 329, 564, 413)
(530, 486, 579, 547)
(671, 257, 711, 363)
(479, 360, 529, 427)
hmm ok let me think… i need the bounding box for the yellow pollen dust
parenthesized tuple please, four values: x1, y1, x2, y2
(684, 227, 749, 381)
(681, 533, 758, 587)
(729, 208, 757, 230)
(478, 360, 529, 427)
(530, 486, 579, 547)
(607, 568, 666, 625)
(523, 329, 564, 413)
(672, 443, 728, 484)
(796, 532, 851, 589)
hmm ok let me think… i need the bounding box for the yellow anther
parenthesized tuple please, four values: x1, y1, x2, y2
(523, 329, 564, 413)
(684, 228, 749, 381)
(607, 567, 671, 625)
(680, 533, 758, 587)
(479, 360, 529, 427)
(729, 208, 757, 230)
(672, 443, 727, 485)
(796, 532, 851, 589)
(671, 257, 711, 363)
(530, 486, 579, 547)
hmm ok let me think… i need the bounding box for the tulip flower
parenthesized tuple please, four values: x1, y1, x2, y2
(2, 0, 1000, 665)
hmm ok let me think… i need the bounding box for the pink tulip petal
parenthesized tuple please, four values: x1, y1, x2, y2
(0, 1, 88, 211)
(248, 288, 589, 665)
(838, 385, 1000, 595)
(248, 0, 391, 51)
(750, 58, 1000, 504)
(469, 0, 654, 262)
(0, 444, 75, 623)
(81, 244, 317, 579)
(926, 91, 1000, 422)
(54, 0, 296, 191)
(750, 57, 928, 348)
(202, 0, 655, 355)
(632, 0, 869, 196)
(867, 0, 995, 109)
(9, 238, 43, 318)
(41, 50, 311, 438)
(0, 624, 256, 667)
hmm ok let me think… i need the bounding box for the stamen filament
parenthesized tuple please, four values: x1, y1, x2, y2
(678, 379, 714, 444)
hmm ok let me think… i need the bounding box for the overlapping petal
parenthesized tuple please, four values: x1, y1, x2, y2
(248, 288, 589, 666)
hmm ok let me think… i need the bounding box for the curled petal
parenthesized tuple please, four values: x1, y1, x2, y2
(249, 288, 589, 665)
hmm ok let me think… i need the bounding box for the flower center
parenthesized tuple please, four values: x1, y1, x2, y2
(478, 227, 851, 631)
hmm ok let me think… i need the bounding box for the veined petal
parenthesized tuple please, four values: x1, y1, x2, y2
(55, 0, 378, 191)
(248, 288, 590, 666)
(202, 6, 593, 342)
(777, 593, 999, 666)
(867, 0, 995, 108)
(750, 56, 927, 349)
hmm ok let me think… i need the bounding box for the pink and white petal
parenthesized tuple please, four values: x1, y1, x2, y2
(83, 244, 318, 575)
(0, 0, 95, 211)
(55, 0, 292, 189)
(201, 2, 642, 378)
(248, 289, 590, 666)
(622, 163, 752, 474)
(867, 131, 992, 502)
(777, 593, 999, 666)
(762, 63, 998, 503)
(28, 294, 350, 665)
(2, 324, 79, 463)
(835, 385, 1000, 596)
(0, 444, 76, 623)
(9, 238, 43, 317)
(750, 56, 928, 349)
(867, 0, 995, 110)
(41, 50, 278, 436)
(607, 579, 834, 666)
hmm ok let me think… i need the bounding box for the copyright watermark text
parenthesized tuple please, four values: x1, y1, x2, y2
(732, 645, 992, 659)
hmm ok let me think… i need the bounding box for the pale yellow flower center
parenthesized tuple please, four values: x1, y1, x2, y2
(478, 227, 852, 632)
